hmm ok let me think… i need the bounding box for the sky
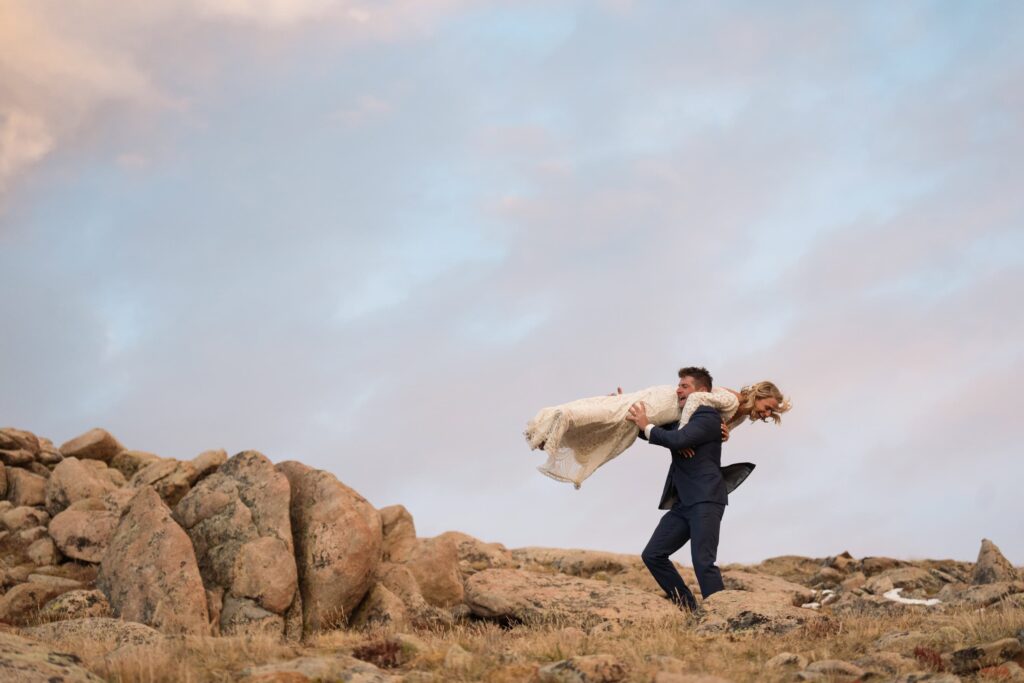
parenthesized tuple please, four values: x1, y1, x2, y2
(2, 0, 1022, 565)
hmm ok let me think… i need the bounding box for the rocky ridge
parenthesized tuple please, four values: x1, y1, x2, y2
(1, 425, 1022, 682)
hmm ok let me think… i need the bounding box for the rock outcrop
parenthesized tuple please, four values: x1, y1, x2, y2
(174, 451, 298, 637)
(464, 568, 683, 627)
(278, 460, 382, 633)
(97, 486, 210, 635)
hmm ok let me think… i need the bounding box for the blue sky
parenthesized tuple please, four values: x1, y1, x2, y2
(2, 0, 1022, 564)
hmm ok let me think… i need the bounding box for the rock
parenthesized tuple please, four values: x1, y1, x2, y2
(37, 589, 112, 622)
(0, 448, 34, 466)
(49, 508, 120, 563)
(36, 445, 64, 466)
(537, 654, 627, 683)
(862, 556, 907, 575)
(351, 583, 409, 630)
(386, 632, 430, 665)
(853, 651, 920, 677)
(0, 581, 73, 625)
(697, 590, 827, 634)
(865, 575, 896, 595)
(0, 427, 41, 453)
(765, 652, 808, 669)
(436, 530, 513, 575)
(407, 535, 464, 607)
(810, 566, 844, 587)
(19, 526, 49, 543)
(444, 644, 474, 672)
(841, 571, 867, 591)
(464, 568, 683, 627)
(0, 465, 6, 498)
(513, 546, 686, 595)
(873, 627, 965, 655)
(973, 539, 1019, 584)
(29, 573, 84, 590)
(721, 570, 817, 603)
(380, 504, 417, 562)
(26, 461, 52, 478)
(946, 581, 1024, 607)
(191, 448, 227, 479)
(21, 617, 164, 648)
(59, 427, 124, 462)
(220, 595, 285, 637)
(173, 450, 298, 636)
(881, 566, 943, 592)
(805, 660, 865, 677)
(943, 637, 1023, 674)
(27, 537, 60, 565)
(0, 631, 103, 682)
(278, 460, 382, 633)
(893, 674, 963, 682)
(97, 486, 210, 635)
(652, 675, 733, 683)
(109, 449, 162, 478)
(130, 458, 196, 507)
(376, 562, 452, 628)
(5, 467, 46, 506)
(237, 654, 397, 683)
(2, 505, 49, 530)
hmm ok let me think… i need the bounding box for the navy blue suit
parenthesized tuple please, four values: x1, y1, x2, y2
(640, 405, 727, 610)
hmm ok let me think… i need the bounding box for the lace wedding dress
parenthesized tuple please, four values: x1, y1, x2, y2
(526, 386, 741, 489)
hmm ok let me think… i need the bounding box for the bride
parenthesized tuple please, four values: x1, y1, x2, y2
(525, 370, 791, 489)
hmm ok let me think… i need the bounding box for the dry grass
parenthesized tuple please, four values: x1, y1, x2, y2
(30, 602, 1024, 682)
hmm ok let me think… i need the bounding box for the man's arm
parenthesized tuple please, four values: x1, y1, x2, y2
(647, 409, 721, 452)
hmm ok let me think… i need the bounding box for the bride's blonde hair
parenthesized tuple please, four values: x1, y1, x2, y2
(739, 381, 792, 424)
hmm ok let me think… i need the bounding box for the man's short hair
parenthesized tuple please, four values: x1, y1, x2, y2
(678, 366, 713, 390)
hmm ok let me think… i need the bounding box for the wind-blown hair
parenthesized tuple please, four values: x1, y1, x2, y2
(739, 381, 792, 424)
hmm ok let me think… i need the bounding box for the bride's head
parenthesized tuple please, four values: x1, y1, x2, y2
(739, 381, 791, 424)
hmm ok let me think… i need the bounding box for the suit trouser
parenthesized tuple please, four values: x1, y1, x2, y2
(641, 501, 725, 610)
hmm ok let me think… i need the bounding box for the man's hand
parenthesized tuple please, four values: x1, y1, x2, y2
(721, 420, 730, 443)
(608, 387, 623, 396)
(626, 401, 650, 430)
(681, 448, 695, 458)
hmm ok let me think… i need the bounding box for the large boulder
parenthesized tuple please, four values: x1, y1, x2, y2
(464, 568, 684, 627)
(21, 617, 164, 649)
(349, 582, 409, 630)
(0, 631, 103, 682)
(38, 589, 113, 622)
(5, 467, 46, 506)
(130, 459, 196, 507)
(380, 504, 417, 562)
(45, 457, 120, 515)
(109, 450, 162, 478)
(49, 508, 120, 563)
(973, 539, 1019, 585)
(277, 461, 382, 633)
(697, 590, 827, 634)
(173, 451, 298, 637)
(97, 486, 210, 635)
(0, 581, 74, 625)
(59, 428, 123, 463)
(437, 530, 513, 575)
(406, 535, 464, 607)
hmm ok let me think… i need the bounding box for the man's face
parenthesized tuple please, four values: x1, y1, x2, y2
(676, 376, 703, 405)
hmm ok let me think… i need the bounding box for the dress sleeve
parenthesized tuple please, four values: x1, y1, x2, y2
(679, 389, 739, 429)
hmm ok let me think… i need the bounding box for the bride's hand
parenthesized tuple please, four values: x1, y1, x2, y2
(721, 420, 730, 442)
(608, 387, 623, 396)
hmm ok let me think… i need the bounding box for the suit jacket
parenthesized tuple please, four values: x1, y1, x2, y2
(642, 405, 728, 510)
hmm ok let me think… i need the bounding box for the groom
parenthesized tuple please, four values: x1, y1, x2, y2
(626, 366, 728, 612)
